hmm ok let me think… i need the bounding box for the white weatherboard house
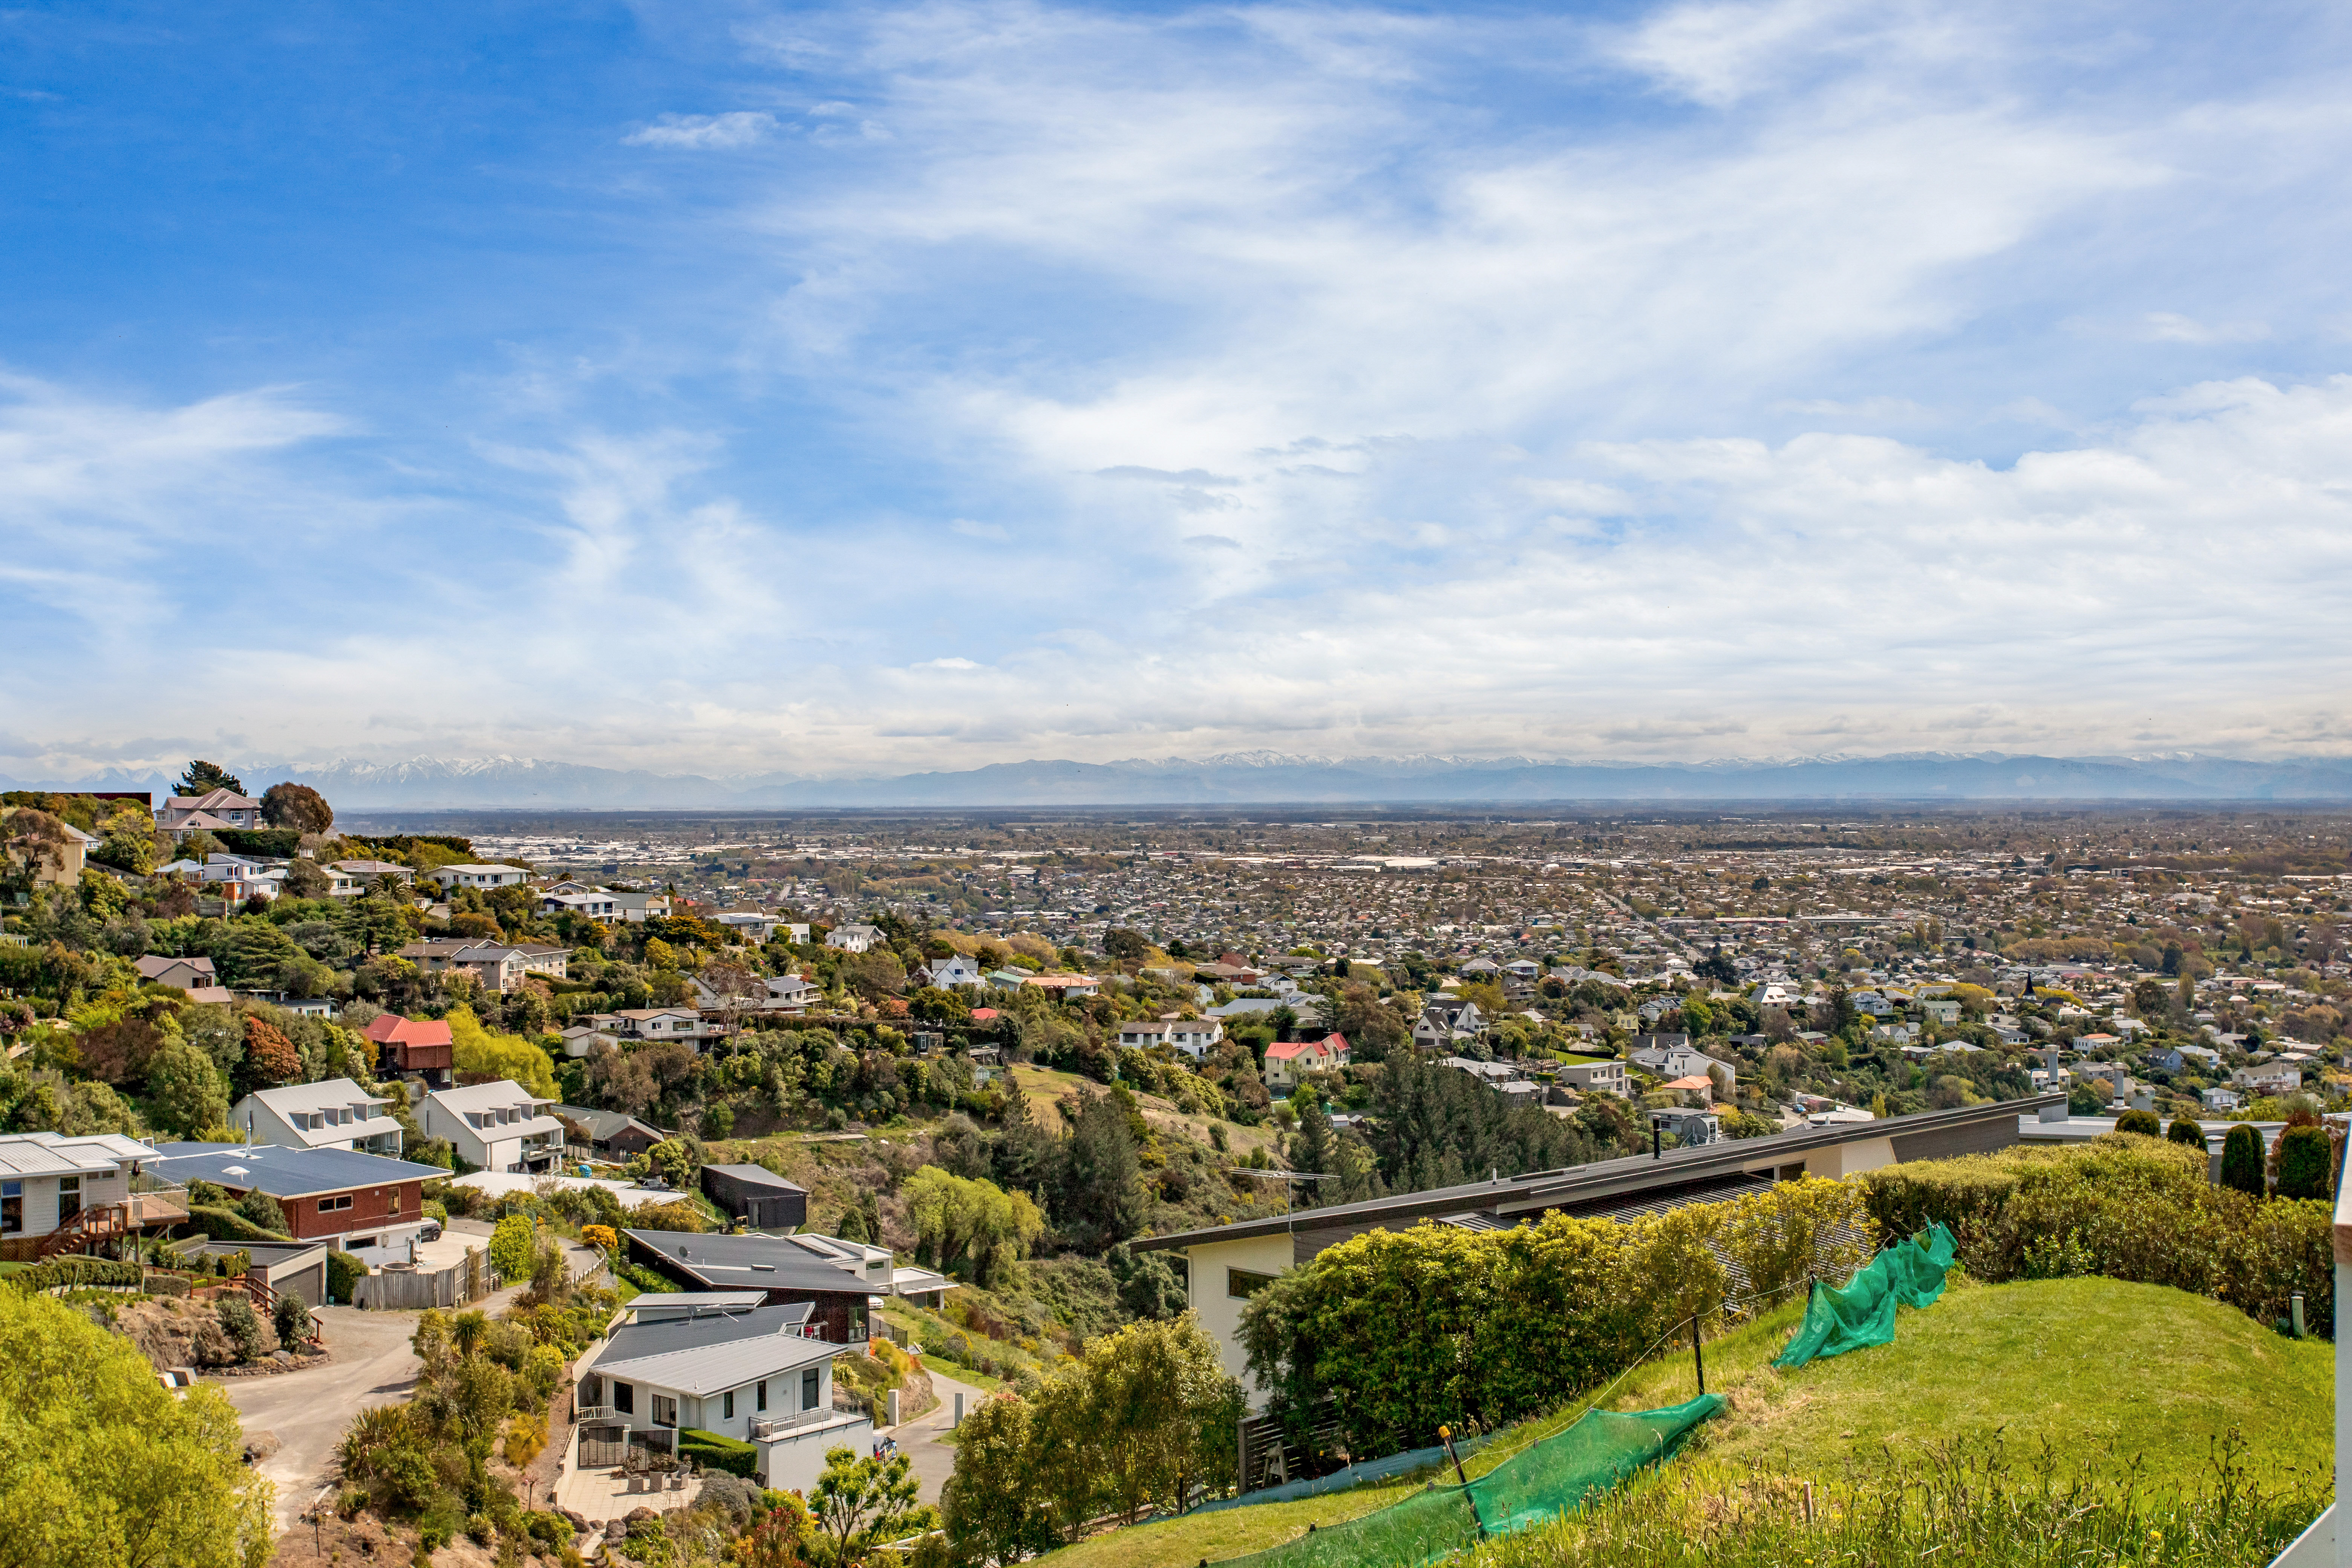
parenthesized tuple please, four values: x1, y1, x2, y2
(418, 1080, 567, 1173)
(574, 1295, 868, 1493)
(232, 1078, 404, 1156)
(429, 863, 534, 890)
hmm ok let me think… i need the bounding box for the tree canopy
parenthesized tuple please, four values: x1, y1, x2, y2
(175, 761, 244, 797)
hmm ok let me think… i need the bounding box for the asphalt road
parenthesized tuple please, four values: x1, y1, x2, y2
(217, 1251, 598, 1539)
(217, 1305, 423, 1535)
(885, 1368, 986, 1505)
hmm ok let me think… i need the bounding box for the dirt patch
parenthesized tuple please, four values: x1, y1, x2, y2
(117, 1295, 311, 1372)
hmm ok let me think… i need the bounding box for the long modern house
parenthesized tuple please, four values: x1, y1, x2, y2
(418, 1080, 566, 1174)
(151, 1143, 444, 1262)
(574, 1292, 868, 1492)
(231, 1078, 404, 1156)
(0, 1131, 187, 1260)
(623, 1230, 881, 1343)
(1134, 1093, 2066, 1397)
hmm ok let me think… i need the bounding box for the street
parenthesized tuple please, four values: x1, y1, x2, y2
(884, 1367, 985, 1505)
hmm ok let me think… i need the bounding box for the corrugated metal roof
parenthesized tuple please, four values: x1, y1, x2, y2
(0, 1136, 122, 1178)
(626, 1229, 873, 1295)
(592, 1310, 840, 1396)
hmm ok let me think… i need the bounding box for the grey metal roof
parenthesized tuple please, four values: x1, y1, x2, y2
(703, 1163, 809, 1194)
(626, 1291, 777, 1316)
(592, 1308, 841, 1396)
(625, 1229, 875, 1295)
(150, 1143, 446, 1197)
(603, 1302, 816, 1364)
(0, 1134, 127, 1178)
(1133, 1092, 2062, 1253)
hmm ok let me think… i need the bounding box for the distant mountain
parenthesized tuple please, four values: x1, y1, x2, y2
(9, 751, 2352, 809)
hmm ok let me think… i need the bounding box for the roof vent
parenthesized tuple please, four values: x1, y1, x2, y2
(751, 1263, 776, 1272)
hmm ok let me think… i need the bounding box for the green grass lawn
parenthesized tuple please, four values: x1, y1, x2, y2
(1028, 1277, 2333, 1568)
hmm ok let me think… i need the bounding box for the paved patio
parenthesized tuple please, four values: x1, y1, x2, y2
(552, 1461, 703, 1526)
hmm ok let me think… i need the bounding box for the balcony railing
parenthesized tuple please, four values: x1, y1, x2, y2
(749, 1404, 860, 1441)
(574, 1404, 618, 1425)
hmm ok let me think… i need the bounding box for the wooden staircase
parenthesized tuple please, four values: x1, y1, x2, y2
(36, 1202, 130, 1260)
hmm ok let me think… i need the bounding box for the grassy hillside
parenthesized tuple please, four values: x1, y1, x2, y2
(1029, 1276, 2334, 1568)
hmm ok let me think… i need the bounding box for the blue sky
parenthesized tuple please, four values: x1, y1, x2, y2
(5, 0, 2352, 779)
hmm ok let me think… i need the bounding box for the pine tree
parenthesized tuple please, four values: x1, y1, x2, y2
(2275, 1125, 2333, 1201)
(175, 760, 244, 796)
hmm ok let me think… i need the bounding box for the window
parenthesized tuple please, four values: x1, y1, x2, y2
(0, 1180, 18, 1235)
(389, 1191, 402, 1214)
(613, 1381, 634, 1415)
(723, 1390, 735, 1419)
(57, 1174, 81, 1225)
(317, 1194, 353, 1213)
(801, 1368, 819, 1411)
(652, 1395, 677, 1429)
(756, 1380, 767, 1412)
(1228, 1268, 1277, 1301)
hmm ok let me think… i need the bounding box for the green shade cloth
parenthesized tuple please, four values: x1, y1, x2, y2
(1217, 1395, 1725, 1568)
(1772, 1223, 1957, 1371)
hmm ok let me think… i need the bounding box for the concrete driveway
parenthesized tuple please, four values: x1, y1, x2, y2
(217, 1305, 423, 1534)
(885, 1369, 985, 1505)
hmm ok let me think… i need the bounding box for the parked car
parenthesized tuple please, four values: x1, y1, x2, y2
(419, 1218, 444, 1242)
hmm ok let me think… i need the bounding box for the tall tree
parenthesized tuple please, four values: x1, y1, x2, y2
(259, 782, 332, 835)
(175, 761, 244, 797)
(1060, 1089, 1148, 1246)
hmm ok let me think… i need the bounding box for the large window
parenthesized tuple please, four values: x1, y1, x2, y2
(612, 1381, 634, 1415)
(0, 1180, 18, 1236)
(652, 1395, 677, 1429)
(722, 1390, 735, 1419)
(57, 1174, 80, 1225)
(1228, 1268, 1277, 1300)
(801, 1368, 819, 1411)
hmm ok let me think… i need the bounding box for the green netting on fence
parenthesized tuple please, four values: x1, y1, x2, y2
(1772, 1222, 1956, 1371)
(1216, 1395, 1725, 1568)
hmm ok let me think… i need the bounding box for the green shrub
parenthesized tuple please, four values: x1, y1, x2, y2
(2167, 1116, 2206, 1146)
(327, 1248, 365, 1304)
(2113, 1108, 2161, 1136)
(2220, 1124, 2266, 1197)
(6, 1256, 142, 1294)
(215, 1294, 267, 1362)
(273, 1292, 312, 1348)
(234, 1191, 289, 1234)
(1242, 1176, 1873, 1456)
(680, 1427, 761, 1479)
(1858, 1133, 2332, 1334)
(2276, 1125, 2334, 1201)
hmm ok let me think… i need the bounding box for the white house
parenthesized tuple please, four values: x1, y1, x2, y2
(1116, 1017, 1226, 1059)
(1559, 1059, 1630, 1098)
(418, 1080, 567, 1173)
(714, 912, 782, 943)
(574, 1297, 867, 1493)
(825, 924, 884, 954)
(429, 864, 534, 891)
(916, 955, 984, 989)
(157, 788, 265, 832)
(595, 1008, 706, 1043)
(2231, 1063, 2302, 1096)
(232, 1078, 404, 1156)
(540, 890, 620, 921)
(763, 975, 818, 1010)
(1629, 1040, 1738, 1088)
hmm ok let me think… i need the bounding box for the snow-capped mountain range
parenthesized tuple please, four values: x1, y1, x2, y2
(8, 751, 2352, 809)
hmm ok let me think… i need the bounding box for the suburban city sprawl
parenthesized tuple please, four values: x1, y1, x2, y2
(0, 773, 2344, 1568)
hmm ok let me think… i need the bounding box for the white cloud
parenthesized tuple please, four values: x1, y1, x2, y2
(623, 111, 779, 149)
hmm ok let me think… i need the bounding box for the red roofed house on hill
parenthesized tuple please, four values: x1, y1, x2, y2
(1263, 1031, 1350, 1090)
(364, 1014, 455, 1089)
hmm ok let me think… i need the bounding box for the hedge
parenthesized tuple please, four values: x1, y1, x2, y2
(1242, 1175, 1874, 1456)
(6, 1256, 143, 1294)
(679, 1428, 760, 1480)
(327, 1249, 366, 1304)
(211, 829, 304, 858)
(185, 1206, 294, 1245)
(1855, 1134, 2334, 1334)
